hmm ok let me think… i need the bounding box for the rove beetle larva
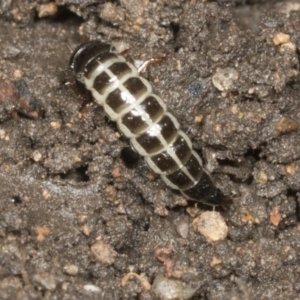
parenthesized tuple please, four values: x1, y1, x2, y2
(68, 41, 228, 206)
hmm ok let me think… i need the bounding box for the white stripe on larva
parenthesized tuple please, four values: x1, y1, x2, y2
(145, 130, 198, 176)
(117, 103, 150, 138)
(91, 62, 153, 121)
(84, 57, 123, 89)
(85, 55, 201, 186)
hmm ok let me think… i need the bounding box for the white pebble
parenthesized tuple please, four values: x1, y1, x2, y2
(63, 264, 79, 276)
(152, 273, 197, 300)
(192, 211, 228, 242)
(32, 150, 42, 162)
(83, 284, 101, 293)
(212, 67, 239, 91)
(176, 217, 189, 239)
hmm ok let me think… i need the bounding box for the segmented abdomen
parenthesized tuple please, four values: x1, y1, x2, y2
(69, 41, 225, 206)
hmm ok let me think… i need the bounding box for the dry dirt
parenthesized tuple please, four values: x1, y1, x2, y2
(0, 0, 300, 299)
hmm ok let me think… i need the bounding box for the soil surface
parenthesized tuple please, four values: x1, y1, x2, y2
(0, 0, 300, 299)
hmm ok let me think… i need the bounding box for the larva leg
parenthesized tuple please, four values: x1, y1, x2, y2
(65, 79, 94, 118)
(120, 50, 167, 74)
(138, 57, 168, 73)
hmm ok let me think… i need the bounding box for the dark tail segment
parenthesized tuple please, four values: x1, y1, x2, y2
(182, 171, 230, 206)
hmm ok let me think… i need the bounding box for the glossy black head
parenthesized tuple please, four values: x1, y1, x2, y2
(69, 41, 114, 75)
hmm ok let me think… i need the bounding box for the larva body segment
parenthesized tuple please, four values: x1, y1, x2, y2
(69, 41, 226, 206)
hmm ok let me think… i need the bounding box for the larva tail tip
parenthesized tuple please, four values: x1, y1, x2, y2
(204, 189, 232, 208)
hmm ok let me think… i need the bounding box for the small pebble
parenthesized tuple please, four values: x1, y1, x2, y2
(112, 166, 121, 178)
(274, 116, 299, 135)
(38, 3, 58, 18)
(33, 273, 57, 291)
(61, 282, 69, 291)
(105, 185, 117, 203)
(273, 32, 290, 45)
(113, 41, 130, 54)
(186, 206, 201, 218)
(90, 240, 117, 265)
(270, 206, 282, 226)
(0, 129, 5, 139)
(194, 115, 203, 123)
(63, 264, 79, 276)
(279, 42, 296, 54)
(192, 211, 228, 242)
(83, 284, 101, 293)
(152, 272, 197, 300)
(248, 85, 269, 98)
(50, 121, 61, 129)
(99, 2, 125, 26)
(230, 104, 238, 114)
(285, 164, 295, 176)
(241, 210, 255, 224)
(42, 189, 50, 199)
(35, 226, 50, 241)
(212, 67, 239, 91)
(82, 225, 91, 236)
(32, 150, 42, 162)
(176, 217, 189, 239)
(257, 170, 268, 184)
(210, 257, 222, 267)
(13, 69, 23, 78)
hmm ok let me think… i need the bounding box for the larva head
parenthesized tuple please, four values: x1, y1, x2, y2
(69, 41, 115, 82)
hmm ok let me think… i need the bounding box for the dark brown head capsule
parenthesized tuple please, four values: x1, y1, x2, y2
(69, 41, 114, 75)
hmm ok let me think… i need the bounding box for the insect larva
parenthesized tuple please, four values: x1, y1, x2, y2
(68, 41, 227, 206)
